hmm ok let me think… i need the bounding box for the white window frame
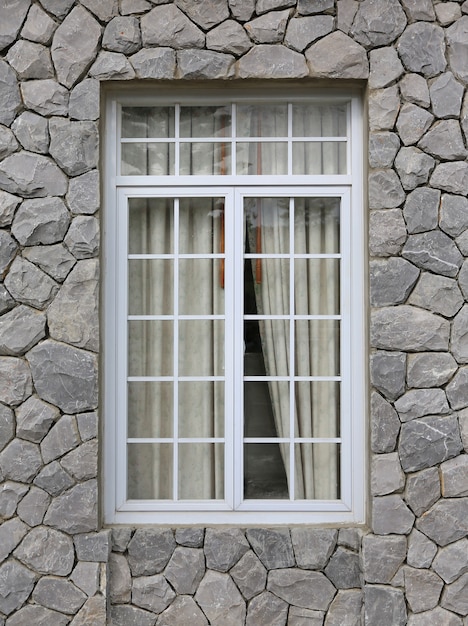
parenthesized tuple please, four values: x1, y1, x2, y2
(103, 86, 366, 525)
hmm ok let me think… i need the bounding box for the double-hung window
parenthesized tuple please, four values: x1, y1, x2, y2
(104, 87, 366, 524)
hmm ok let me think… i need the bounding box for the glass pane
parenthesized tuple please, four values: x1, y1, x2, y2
(122, 106, 175, 138)
(180, 106, 231, 138)
(295, 320, 340, 377)
(292, 142, 346, 175)
(294, 381, 340, 438)
(178, 382, 224, 437)
(179, 259, 224, 315)
(244, 197, 289, 254)
(292, 104, 347, 137)
(294, 443, 340, 500)
(256, 319, 290, 375)
(246, 265, 289, 314)
(129, 198, 173, 254)
(244, 443, 289, 499)
(294, 198, 340, 254)
(178, 443, 224, 500)
(237, 104, 288, 137)
(237, 142, 287, 175)
(128, 260, 173, 315)
(179, 320, 224, 376)
(128, 382, 173, 438)
(180, 143, 231, 175)
(244, 380, 289, 437)
(121, 143, 174, 176)
(128, 321, 173, 376)
(295, 259, 340, 315)
(179, 198, 224, 254)
(127, 443, 173, 499)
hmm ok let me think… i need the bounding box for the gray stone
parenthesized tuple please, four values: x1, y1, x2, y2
(350, 0, 406, 46)
(156, 595, 208, 626)
(66, 171, 99, 216)
(441, 572, 468, 615)
(239, 45, 308, 79)
(49, 119, 98, 177)
(89, 51, 136, 81)
(0, 0, 31, 50)
(268, 569, 336, 610)
(458, 260, 468, 301)
(403, 187, 440, 234)
(289, 607, 325, 625)
(337, 0, 359, 33)
(463, 92, 468, 144)
(433, 538, 468, 583)
(0, 126, 18, 161)
(364, 585, 406, 626)
(362, 534, 406, 583)
(430, 74, 464, 120)
(164, 547, 205, 593)
(370, 351, 406, 401)
(51, 6, 102, 88)
(12, 112, 49, 154)
(177, 50, 235, 79)
(394, 146, 435, 190)
(0, 61, 21, 127)
(256, 0, 295, 14)
(16, 486, 50, 527)
(6, 40, 53, 80)
(34, 461, 75, 496)
(402, 230, 462, 278)
(230, 550, 267, 600)
(407, 529, 437, 569)
(175, 527, 204, 547)
(228, 0, 255, 21)
(371, 452, 405, 495)
(61, 440, 98, 481)
(204, 528, 249, 571)
(69, 79, 100, 121)
(21, 4, 57, 45)
(0, 286, 14, 316)
(370, 258, 419, 306)
(120, 0, 153, 15)
(368, 132, 400, 168)
(141, 5, 205, 49)
(0, 518, 28, 563)
(440, 456, 468, 497)
(246, 10, 291, 44)
(405, 467, 441, 517)
(23, 244, 76, 283)
(369, 209, 406, 257)
(435, 2, 462, 25)
(297, 0, 334, 13)
(290, 528, 337, 569)
(395, 388, 449, 421)
(195, 570, 246, 625)
(324, 547, 361, 589)
(69, 594, 107, 625)
(306, 32, 368, 79)
(460, 409, 468, 451)
(43, 480, 98, 533)
(0, 357, 32, 407)
(27, 340, 98, 412)
(369, 47, 404, 89)
(206, 21, 251, 55)
(74, 531, 111, 562)
(109, 553, 131, 603)
(129, 48, 176, 79)
(14, 526, 74, 575)
(284, 16, 333, 52)
(38, 0, 75, 18)
(20, 79, 69, 117)
(0, 438, 41, 482)
(372, 494, 415, 535)
(405, 567, 443, 613)
(5, 605, 69, 626)
(400, 0, 435, 21)
(103, 17, 141, 54)
(371, 305, 449, 351)
(0, 480, 27, 519)
(396, 103, 434, 146)
(12, 197, 70, 246)
(246, 590, 288, 626)
(0, 559, 36, 616)
(399, 73, 431, 108)
(324, 590, 362, 626)
(447, 16, 468, 84)
(447, 367, 468, 410)
(77, 411, 97, 442)
(369, 86, 400, 131)
(112, 528, 133, 552)
(175, 0, 229, 29)
(47, 259, 99, 352)
(408, 607, 463, 626)
(64, 216, 100, 259)
(246, 528, 295, 569)
(419, 120, 467, 161)
(409, 274, 463, 318)
(407, 353, 458, 389)
(368, 170, 405, 209)
(40, 414, 79, 464)
(0, 151, 68, 199)
(32, 577, 87, 614)
(16, 395, 59, 444)
(81, 0, 119, 21)
(0, 230, 17, 276)
(431, 162, 468, 195)
(440, 194, 468, 238)
(452, 306, 468, 364)
(370, 391, 400, 453)
(110, 604, 157, 626)
(399, 415, 462, 472)
(398, 23, 446, 77)
(127, 528, 176, 576)
(0, 190, 20, 228)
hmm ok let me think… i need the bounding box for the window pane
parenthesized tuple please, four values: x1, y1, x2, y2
(294, 198, 340, 254)
(295, 320, 340, 377)
(295, 259, 340, 315)
(179, 259, 224, 315)
(179, 198, 224, 254)
(292, 104, 347, 137)
(294, 443, 340, 500)
(129, 198, 173, 254)
(180, 106, 231, 138)
(244, 443, 289, 499)
(122, 106, 175, 138)
(128, 382, 173, 438)
(121, 143, 174, 176)
(178, 443, 224, 500)
(256, 319, 290, 375)
(244, 380, 289, 437)
(179, 320, 224, 376)
(294, 381, 340, 437)
(237, 142, 287, 175)
(292, 142, 346, 175)
(128, 443, 173, 499)
(178, 382, 224, 437)
(180, 143, 231, 175)
(237, 104, 288, 137)
(128, 321, 173, 376)
(247, 265, 289, 315)
(244, 197, 289, 254)
(128, 260, 173, 315)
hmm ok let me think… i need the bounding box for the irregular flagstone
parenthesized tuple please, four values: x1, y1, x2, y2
(14, 526, 74, 575)
(12, 111, 50, 154)
(0, 559, 37, 616)
(81, 0, 119, 21)
(440, 456, 468, 497)
(284, 15, 334, 52)
(451, 305, 468, 364)
(32, 577, 87, 614)
(0, 284, 14, 315)
(60, 440, 98, 481)
(23, 244, 76, 283)
(399, 415, 462, 472)
(0, 479, 28, 518)
(441, 572, 468, 615)
(11, 197, 70, 245)
(430, 162, 468, 195)
(418, 120, 467, 161)
(0, 229, 18, 276)
(267, 568, 336, 610)
(405, 567, 444, 613)
(256, 0, 295, 14)
(74, 530, 111, 562)
(446, 16, 468, 84)
(407, 607, 463, 626)
(43, 480, 98, 533)
(0, 0, 31, 51)
(206, 21, 252, 55)
(306, 32, 368, 79)
(372, 494, 415, 535)
(371, 452, 405, 496)
(109, 553, 131, 603)
(407, 353, 458, 389)
(69, 594, 107, 626)
(246, 528, 295, 569)
(398, 23, 446, 77)
(364, 585, 406, 626)
(394, 146, 435, 190)
(324, 547, 361, 589)
(34, 460, 74, 496)
(350, 0, 406, 46)
(156, 595, 208, 626)
(416, 498, 468, 546)
(175, 0, 230, 29)
(69, 79, 100, 121)
(6, 40, 53, 80)
(20, 79, 69, 117)
(370, 351, 406, 401)
(204, 528, 249, 572)
(49, 119, 99, 177)
(430, 72, 464, 119)
(127, 529, 176, 576)
(164, 546, 205, 594)
(402, 230, 462, 277)
(5, 604, 69, 626)
(368, 132, 400, 168)
(0, 151, 68, 199)
(405, 467, 440, 517)
(394, 388, 450, 422)
(290, 528, 337, 570)
(40, 414, 80, 464)
(369, 209, 407, 257)
(369, 47, 404, 89)
(66, 170, 100, 215)
(371, 305, 449, 351)
(51, 6, 102, 88)
(21, 4, 57, 45)
(0, 125, 18, 160)
(228, 0, 255, 21)
(110, 604, 158, 626)
(141, 5, 205, 49)
(16, 486, 50, 527)
(432, 538, 468, 584)
(370, 391, 400, 453)
(38, 0, 75, 19)
(362, 534, 407, 583)
(0, 438, 42, 482)
(0, 517, 28, 563)
(440, 194, 468, 238)
(0, 357, 32, 407)
(370, 258, 419, 306)
(446, 367, 468, 410)
(403, 187, 440, 234)
(177, 50, 235, 79)
(64, 215, 99, 259)
(130, 48, 176, 80)
(195, 570, 246, 625)
(408, 273, 463, 318)
(88, 51, 136, 81)
(239, 45, 308, 79)
(230, 550, 267, 600)
(368, 170, 405, 209)
(0, 305, 46, 356)
(245, 590, 288, 626)
(103, 16, 141, 55)
(396, 103, 434, 146)
(245, 10, 291, 44)
(368, 86, 400, 131)
(132, 574, 175, 614)
(399, 72, 430, 108)
(407, 529, 437, 569)
(174, 527, 204, 547)
(0, 403, 14, 454)
(324, 590, 362, 626)
(0, 60, 21, 127)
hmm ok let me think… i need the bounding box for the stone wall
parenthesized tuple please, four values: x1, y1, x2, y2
(0, 0, 467, 624)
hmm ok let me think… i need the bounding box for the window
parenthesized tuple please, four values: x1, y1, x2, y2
(104, 87, 365, 524)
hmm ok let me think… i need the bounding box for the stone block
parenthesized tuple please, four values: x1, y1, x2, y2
(337, 0, 359, 34)
(399, 415, 462, 472)
(204, 528, 249, 572)
(74, 530, 111, 562)
(370, 351, 406, 401)
(440, 456, 468, 497)
(395, 146, 435, 190)
(430, 162, 468, 195)
(395, 388, 449, 422)
(0, 61, 21, 127)
(0, 305, 46, 356)
(285, 16, 334, 52)
(368, 86, 400, 131)
(407, 353, 458, 389)
(441, 572, 468, 615)
(141, 5, 205, 48)
(0, 559, 37, 616)
(402, 230, 462, 277)
(23, 244, 76, 283)
(246, 528, 295, 569)
(88, 51, 136, 81)
(368, 170, 405, 209)
(69, 79, 100, 121)
(6, 40, 53, 80)
(43, 480, 98, 534)
(369, 47, 404, 89)
(407, 607, 463, 626)
(5, 605, 69, 626)
(371, 452, 405, 495)
(0, 0, 31, 51)
(430, 72, 464, 119)
(405, 567, 443, 613)
(0, 438, 41, 482)
(368, 132, 400, 168)
(306, 32, 368, 79)
(14, 526, 74, 575)
(109, 553, 131, 603)
(267, 568, 336, 611)
(416, 498, 468, 546)
(239, 45, 308, 78)
(400, 0, 434, 21)
(228, 0, 255, 21)
(405, 466, 440, 517)
(132, 574, 175, 614)
(372, 494, 415, 535)
(195, 570, 246, 625)
(12, 197, 70, 247)
(12, 111, 49, 154)
(70, 561, 100, 597)
(369, 209, 407, 257)
(40, 414, 80, 464)
(350, 0, 406, 46)
(103, 16, 141, 54)
(440, 194, 468, 239)
(230, 550, 267, 600)
(127, 528, 176, 576)
(49, 119, 98, 177)
(433, 538, 468, 584)
(81, 0, 119, 21)
(370, 391, 400, 453)
(297, 0, 334, 14)
(396, 104, 433, 147)
(447, 16, 468, 84)
(32, 577, 86, 614)
(165, 546, 205, 594)
(21, 3, 57, 45)
(64, 215, 99, 259)
(407, 529, 437, 569)
(290, 528, 337, 570)
(20, 79, 69, 117)
(157, 595, 208, 625)
(0, 357, 32, 407)
(398, 23, 446, 77)
(16, 486, 50, 527)
(177, 49, 235, 79)
(0, 151, 68, 199)
(0, 480, 27, 519)
(408, 273, 463, 318)
(399, 74, 430, 107)
(34, 460, 75, 496)
(338, 528, 363, 552)
(419, 120, 467, 161)
(324, 589, 361, 625)
(0, 517, 28, 563)
(175, 527, 204, 547)
(256, 0, 295, 14)
(110, 605, 157, 626)
(370, 258, 419, 306)
(60, 440, 98, 481)
(364, 585, 406, 626)
(246, 591, 288, 625)
(447, 367, 468, 410)
(245, 9, 291, 44)
(70, 595, 106, 626)
(0, 190, 20, 228)
(324, 547, 361, 589)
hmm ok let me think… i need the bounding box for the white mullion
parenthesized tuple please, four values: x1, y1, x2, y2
(234, 188, 245, 508)
(287, 103, 293, 176)
(224, 188, 235, 509)
(232, 103, 237, 176)
(175, 104, 180, 176)
(173, 198, 180, 500)
(289, 196, 295, 500)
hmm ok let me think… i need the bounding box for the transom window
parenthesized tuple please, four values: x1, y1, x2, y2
(104, 88, 365, 524)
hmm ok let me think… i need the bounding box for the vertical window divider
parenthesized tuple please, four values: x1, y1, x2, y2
(289, 195, 295, 500)
(173, 197, 180, 500)
(175, 104, 180, 177)
(287, 103, 293, 176)
(231, 104, 237, 177)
